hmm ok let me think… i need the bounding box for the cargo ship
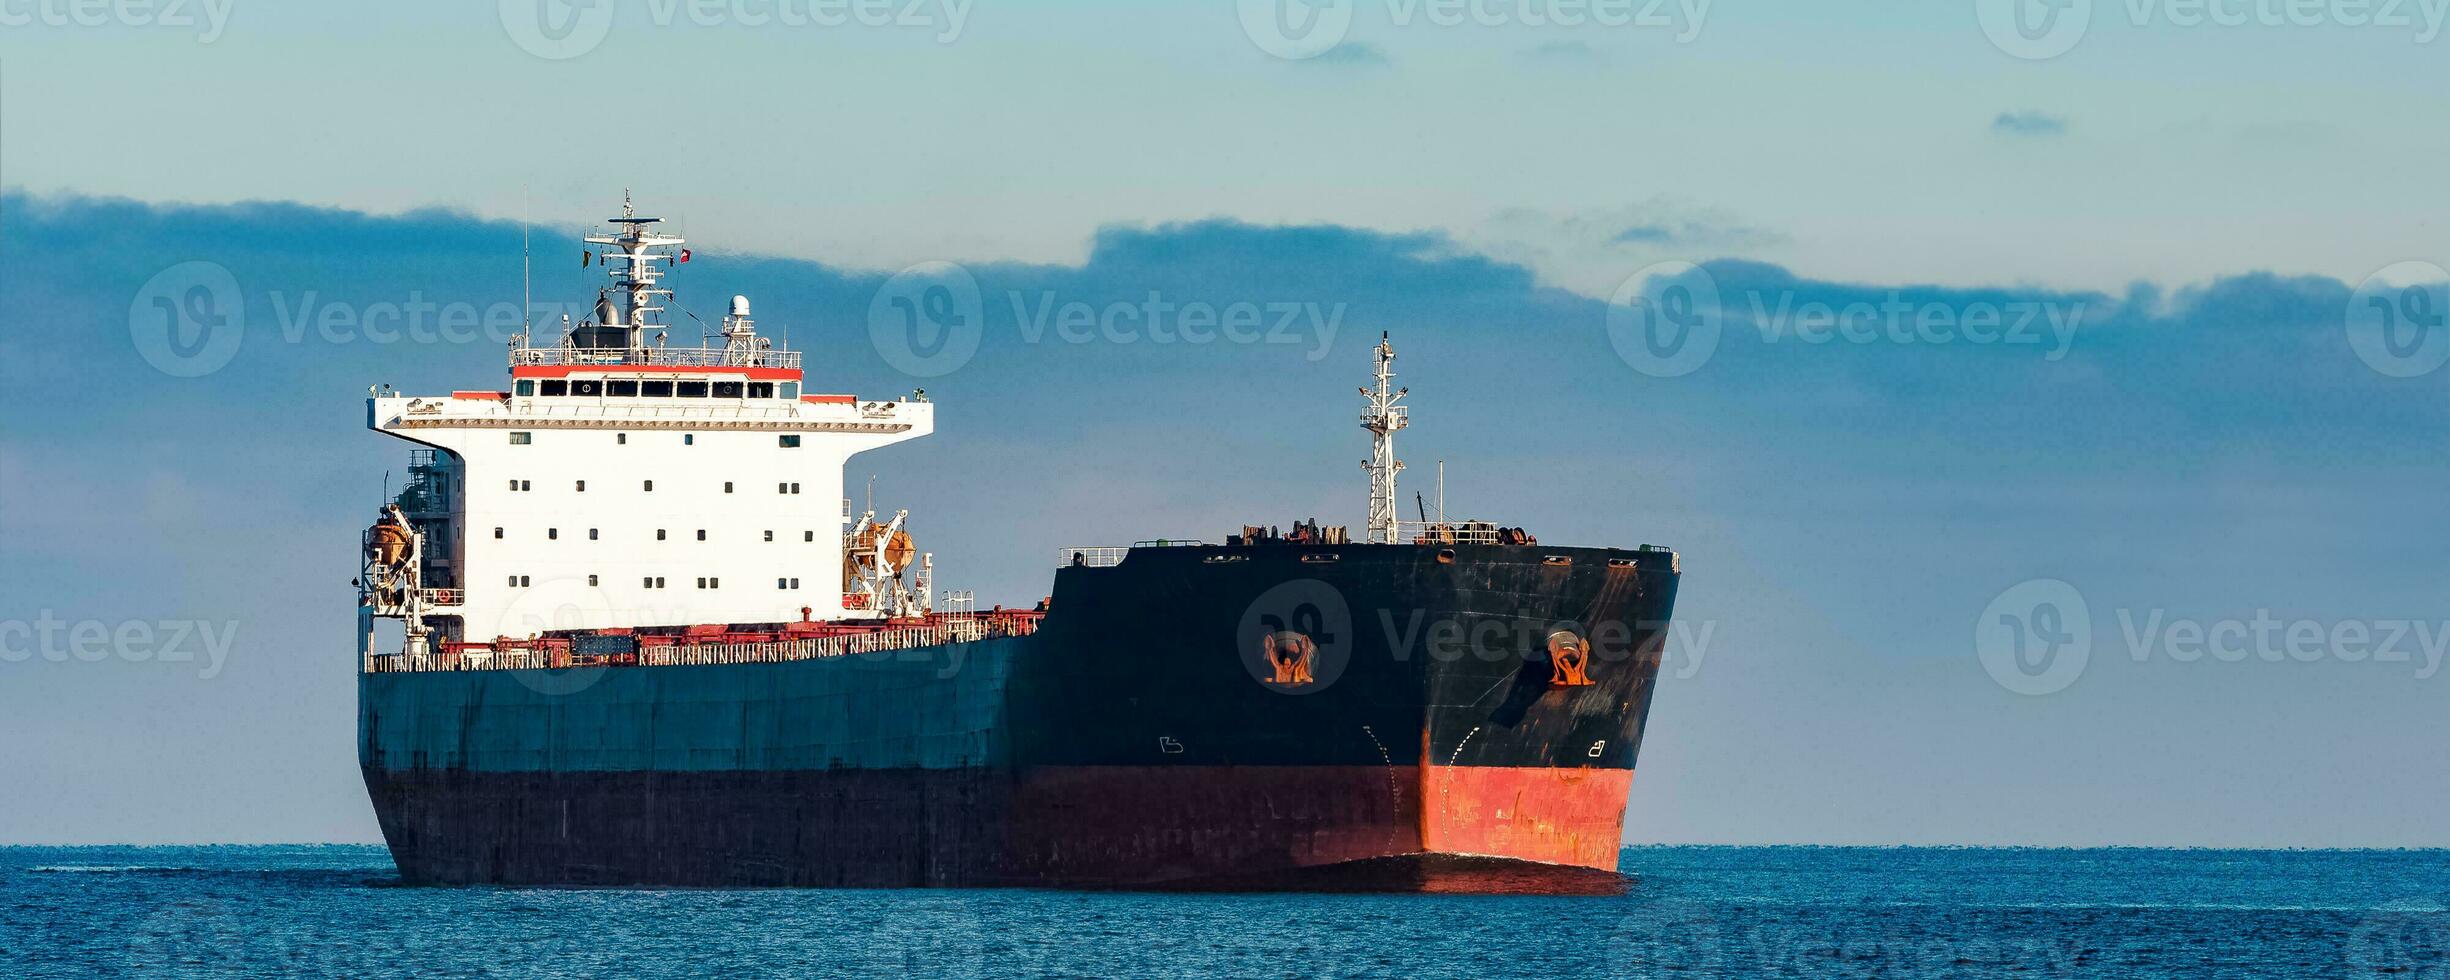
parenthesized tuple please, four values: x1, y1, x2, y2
(355, 198, 1683, 891)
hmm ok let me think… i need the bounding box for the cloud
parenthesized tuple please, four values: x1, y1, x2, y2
(6, 191, 2445, 848)
(1992, 111, 2069, 137)
(1467, 202, 1786, 297)
(1519, 40, 1604, 65)
(1307, 42, 1389, 67)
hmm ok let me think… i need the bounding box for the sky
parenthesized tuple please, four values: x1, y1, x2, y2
(1, 1, 2447, 847)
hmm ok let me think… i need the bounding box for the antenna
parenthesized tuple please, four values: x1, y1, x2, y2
(1437, 460, 1445, 523)
(521, 185, 531, 334)
(866, 475, 876, 515)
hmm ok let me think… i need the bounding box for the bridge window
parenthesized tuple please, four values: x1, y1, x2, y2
(641, 381, 674, 397)
(713, 381, 745, 398)
(748, 382, 774, 399)
(607, 380, 639, 397)
(510, 432, 532, 445)
(780, 382, 800, 399)
(571, 379, 603, 397)
(678, 381, 710, 398)
(515, 380, 536, 397)
(540, 380, 568, 397)
(779, 435, 801, 448)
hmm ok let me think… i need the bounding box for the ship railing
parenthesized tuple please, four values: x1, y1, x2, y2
(1394, 521, 1505, 545)
(1058, 546, 1131, 568)
(510, 345, 802, 370)
(418, 588, 464, 608)
(363, 614, 1038, 673)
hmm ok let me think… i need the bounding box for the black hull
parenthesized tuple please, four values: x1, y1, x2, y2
(361, 544, 1680, 889)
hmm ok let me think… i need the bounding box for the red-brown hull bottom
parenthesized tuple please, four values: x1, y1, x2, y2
(363, 763, 1633, 892)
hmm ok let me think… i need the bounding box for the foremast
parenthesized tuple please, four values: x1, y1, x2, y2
(1359, 333, 1409, 544)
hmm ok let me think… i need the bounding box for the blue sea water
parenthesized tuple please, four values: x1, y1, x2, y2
(1, 846, 2444, 978)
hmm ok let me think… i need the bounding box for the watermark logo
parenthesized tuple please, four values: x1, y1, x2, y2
(1606, 903, 1727, 975)
(1980, 0, 2450, 58)
(869, 261, 986, 378)
(1235, 578, 1354, 694)
(1238, 0, 1354, 59)
(1009, 289, 1344, 362)
(2349, 906, 2450, 979)
(1977, 0, 2092, 59)
(490, 576, 621, 697)
(2347, 260, 2450, 378)
(130, 261, 244, 378)
(867, 261, 1349, 377)
(0, 612, 239, 680)
(1976, 578, 2093, 696)
(1606, 260, 1721, 379)
(273, 293, 583, 349)
(1605, 260, 2085, 379)
(501, 0, 972, 58)
(0, 0, 233, 42)
(499, 0, 615, 59)
(1977, 580, 2450, 694)
(1239, 0, 1709, 60)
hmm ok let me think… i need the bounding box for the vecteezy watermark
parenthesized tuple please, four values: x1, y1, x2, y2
(1237, 0, 1710, 61)
(2348, 905, 2450, 979)
(869, 261, 985, 378)
(132, 261, 597, 378)
(1376, 607, 1715, 679)
(1978, 0, 2450, 60)
(1236, 578, 1356, 694)
(0, 0, 233, 42)
(1976, 578, 2094, 696)
(1607, 903, 2091, 976)
(1606, 260, 1721, 379)
(1979, 579, 2450, 695)
(1605, 261, 2084, 379)
(499, 0, 972, 59)
(0, 612, 238, 680)
(271, 293, 587, 349)
(1228, 576, 1710, 696)
(866, 260, 1348, 377)
(2346, 260, 2450, 379)
(130, 261, 245, 377)
(1008, 291, 1344, 362)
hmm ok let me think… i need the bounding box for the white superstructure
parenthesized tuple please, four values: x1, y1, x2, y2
(361, 198, 933, 653)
